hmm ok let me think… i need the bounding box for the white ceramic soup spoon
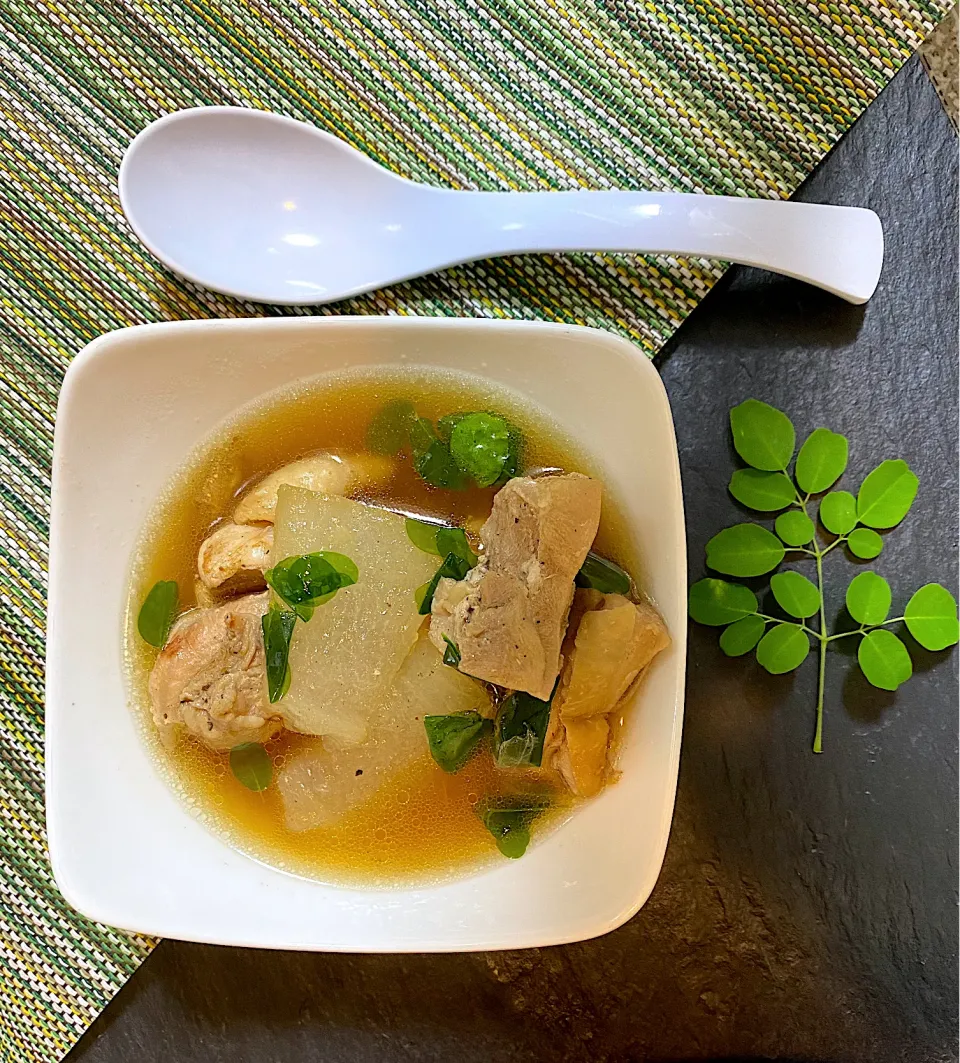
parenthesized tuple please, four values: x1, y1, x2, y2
(119, 107, 884, 306)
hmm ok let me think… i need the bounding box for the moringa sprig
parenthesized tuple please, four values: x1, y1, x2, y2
(689, 400, 959, 753)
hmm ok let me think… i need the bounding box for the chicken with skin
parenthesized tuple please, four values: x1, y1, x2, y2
(546, 590, 670, 796)
(148, 592, 279, 750)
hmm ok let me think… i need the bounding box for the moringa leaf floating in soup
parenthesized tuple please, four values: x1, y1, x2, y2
(481, 809, 530, 858)
(229, 742, 273, 792)
(366, 398, 417, 455)
(479, 799, 549, 859)
(423, 710, 490, 773)
(417, 551, 472, 616)
(405, 516, 445, 555)
(436, 412, 466, 442)
(322, 551, 359, 585)
(435, 527, 476, 567)
(366, 400, 523, 490)
(137, 579, 179, 648)
(576, 551, 632, 596)
(412, 427, 469, 490)
(402, 413, 467, 490)
(449, 411, 514, 488)
(494, 688, 554, 769)
(264, 551, 358, 621)
(441, 635, 462, 668)
(261, 603, 296, 703)
(414, 579, 432, 612)
(405, 518, 476, 568)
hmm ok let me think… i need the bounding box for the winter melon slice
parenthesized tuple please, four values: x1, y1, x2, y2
(271, 486, 437, 744)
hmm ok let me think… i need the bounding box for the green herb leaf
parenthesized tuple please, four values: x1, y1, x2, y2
(261, 604, 296, 703)
(719, 614, 766, 656)
(495, 690, 553, 768)
(415, 439, 470, 490)
(405, 517, 442, 554)
(229, 742, 273, 791)
(847, 527, 883, 559)
(904, 584, 960, 651)
(858, 629, 912, 690)
(266, 554, 338, 615)
(728, 469, 796, 511)
(729, 400, 795, 471)
(436, 412, 467, 443)
(845, 571, 891, 626)
(366, 399, 416, 454)
(409, 414, 436, 457)
(423, 710, 488, 773)
(410, 416, 469, 489)
(576, 552, 632, 595)
(442, 635, 462, 668)
(441, 412, 521, 486)
(479, 799, 549, 859)
(322, 552, 359, 586)
(770, 571, 821, 619)
(756, 623, 810, 674)
(856, 459, 919, 529)
(405, 519, 477, 568)
(819, 490, 858, 535)
(137, 580, 179, 648)
(481, 810, 531, 858)
(265, 551, 358, 620)
(775, 510, 815, 547)
(418, 551, 472, 615)
(706, 523, 785, 577)
(414, 581, 431, 611)
(496, 425, 523, 485)
(435, 527, 477, 567)
(688, 578, 758, 626)
(449, 412, 513, 487)
(795, 428, 849, 494)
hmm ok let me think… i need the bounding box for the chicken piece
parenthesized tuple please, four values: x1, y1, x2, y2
(555, 716, 610, 798)
(197, 522, 273, 591)
(429, 473, 601, 700)
(553, 590, 670, 719)
(233, 453, 394, 524)
(148, 592, 281, 751)
(193, 579, 218, 609)
(547, 589, 670, 796)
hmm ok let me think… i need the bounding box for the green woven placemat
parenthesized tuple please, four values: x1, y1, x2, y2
(0, 1, 951, 1059)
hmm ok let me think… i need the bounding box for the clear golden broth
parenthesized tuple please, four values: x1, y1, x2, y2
(126, 366, 635, 886)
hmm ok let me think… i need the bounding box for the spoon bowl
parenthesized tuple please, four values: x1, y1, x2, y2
(120, 107, 884, 306)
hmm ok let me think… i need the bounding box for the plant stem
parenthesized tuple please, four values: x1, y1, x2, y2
(798, 495, 828, 753)
(821, 536, 847, 557)
(813, 540, 826, 754)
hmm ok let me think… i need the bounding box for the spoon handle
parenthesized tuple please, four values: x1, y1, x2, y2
(441, 191, 883, 304)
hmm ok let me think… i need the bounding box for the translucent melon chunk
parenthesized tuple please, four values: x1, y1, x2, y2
(277, 631, 490, 831)
(271, 486, 438, 744)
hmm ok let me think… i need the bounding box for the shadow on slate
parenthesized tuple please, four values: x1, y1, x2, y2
(67, 58, 958, 1063)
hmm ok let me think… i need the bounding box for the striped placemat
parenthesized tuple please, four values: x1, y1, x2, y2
(0, 1, 951, 1060)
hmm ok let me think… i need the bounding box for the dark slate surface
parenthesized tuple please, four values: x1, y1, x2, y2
(67, 57, 958, 1063)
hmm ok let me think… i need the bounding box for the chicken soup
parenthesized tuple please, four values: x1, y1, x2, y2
(126, 367, 669, 885)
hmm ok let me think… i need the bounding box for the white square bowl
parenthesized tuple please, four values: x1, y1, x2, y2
(46, 316, 686, 951)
